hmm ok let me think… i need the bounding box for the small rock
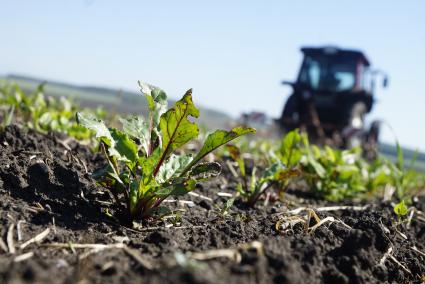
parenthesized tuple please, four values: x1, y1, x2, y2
(56, 259, 69, 268)
(112, 235, 130, 244)
(30, 160, 50, 176)
(101, 261, 117, 276)
(145, 231, 168, 245)
(198, 200, 212, 210)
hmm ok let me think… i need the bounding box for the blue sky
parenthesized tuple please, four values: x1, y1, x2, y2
(1, 0, 424, 149)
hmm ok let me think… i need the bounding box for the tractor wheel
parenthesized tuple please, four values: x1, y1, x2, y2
(348, 102, 367, 128)
(280, 95, 298, 131)
(363, 120, 381, 160)
(343, 102, 367, 148)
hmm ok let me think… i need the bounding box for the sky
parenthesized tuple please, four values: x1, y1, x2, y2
(1, 0, 424, 149)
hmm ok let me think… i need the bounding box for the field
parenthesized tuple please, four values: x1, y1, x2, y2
(0, 80, 424, 283)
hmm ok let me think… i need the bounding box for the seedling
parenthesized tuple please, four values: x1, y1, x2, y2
(389, 141, 420, 200)
(227, 144, 299, 207)
(215, 198, 235, 218)
(77, 82, 255, 220)
(0, 105, 14, 131)
(394, 200, 408, 217)
(393, 200, 412, 233)
(163, 210, 183, 227)
(279, 129, 304, 168)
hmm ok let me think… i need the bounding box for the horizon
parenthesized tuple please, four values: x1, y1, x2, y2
(1, 0, 424, 150)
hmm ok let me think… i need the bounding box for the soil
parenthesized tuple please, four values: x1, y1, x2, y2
(0, 125, 424, 284)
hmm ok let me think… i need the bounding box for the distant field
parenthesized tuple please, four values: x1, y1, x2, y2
(1, 74, 233, 130)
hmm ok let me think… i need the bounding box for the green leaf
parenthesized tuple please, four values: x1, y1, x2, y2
(110, 128, 138, 165)
(4, 105, 14, 127)
(120, 116, 150, 155)
(60, 96, 72, 112)
(129, 180, 140, 214)
(153, 90, 200, 176)
(181, 126, 256, 175)
(394, 200, 408, 216)
(160, 89, 200, 153)
(260, 162, 283, 183)
(76, 112, 114, 147)
(219, 197, 235, 215)
(280, 129, 302, 167)
(59, 116, 69, 126)
(139, 148, 161, 184)
(337, 165, 359, 179)
(249, 167, 257, 193)
(236, 182, 245, 196)
(38, 112, 52, 126)
(188, 162, 222, 180)
(149, 88, 168, 121)
(396, 141, 404, 171)
(312, 145, 322, 160)
(371, 170, 391, 188)
(139, 82, 168, 157)
(260, 162, 300, 184)
(33, 90, 46, 109)
(275, 168, 301, 181)
(225, 198, 235, 210)
(157, 154, 193, 183)
(307, 155, 326, 178)
(324, 146, 336, 163)
(156, 181, 196, 198)
(139, 81, 167, 137)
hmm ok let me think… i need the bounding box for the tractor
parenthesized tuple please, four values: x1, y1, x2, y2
(279, 46, 388, 158)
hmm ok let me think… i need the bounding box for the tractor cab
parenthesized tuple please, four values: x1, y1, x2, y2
(280, 46, 388, 154)
(297, 47, 374, 95)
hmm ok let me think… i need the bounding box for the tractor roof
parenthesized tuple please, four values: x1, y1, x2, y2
(301, 46, 370, 66)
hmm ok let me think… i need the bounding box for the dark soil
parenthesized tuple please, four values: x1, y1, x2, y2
(0, 125, 424, 284)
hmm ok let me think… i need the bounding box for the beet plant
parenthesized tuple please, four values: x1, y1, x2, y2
(77, 83, 255, 220)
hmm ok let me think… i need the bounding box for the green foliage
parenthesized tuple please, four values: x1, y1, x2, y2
(390, 141, 418, 200)
(365, 141, 425, 201)
(219, 134, 277, 167)
(215, 198, 235, 217)
(394, 200, 408, 217)
(0, 105, 14, 130)
(227, 144, 299, 206)
(0, 83, 101, 139)
(77, 84, 255, 219)
(2, 79, 423, 214)
(276, 130, 368, 201)
(279, 129, 304, 168)
(303, 146, 368, 201)
(276, 129, 425, 202)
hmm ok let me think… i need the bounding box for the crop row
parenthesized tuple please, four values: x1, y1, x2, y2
(1, 81, 423, 222)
